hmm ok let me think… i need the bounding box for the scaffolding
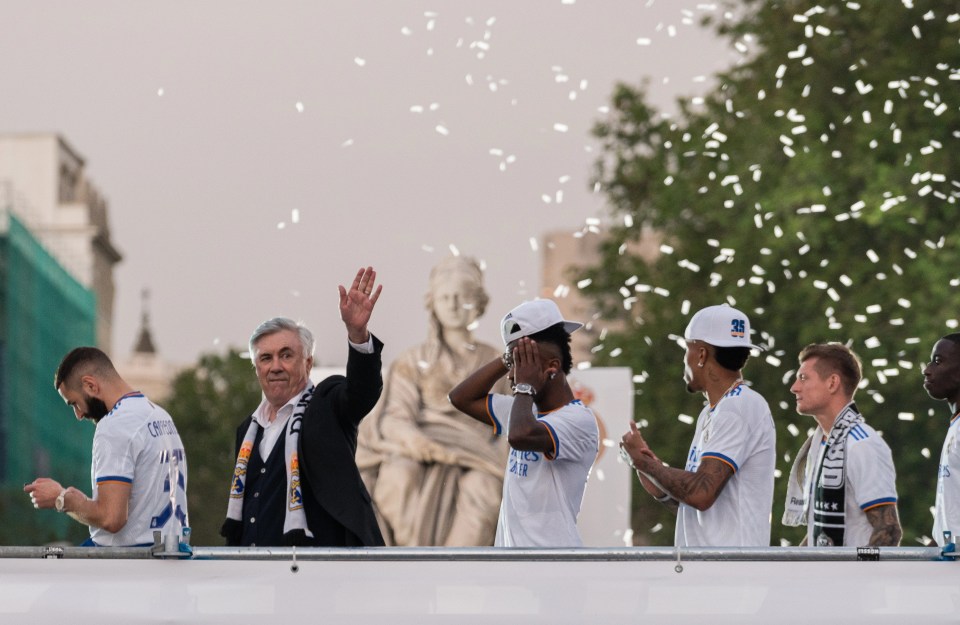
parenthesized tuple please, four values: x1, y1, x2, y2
(0, 196, 96, 543)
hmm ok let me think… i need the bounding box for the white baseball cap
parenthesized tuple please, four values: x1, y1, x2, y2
(501, 299, 583, 346)
(683, 304, 761, 350)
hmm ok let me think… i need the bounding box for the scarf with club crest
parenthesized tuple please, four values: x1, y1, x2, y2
(225, 385, 314, 543)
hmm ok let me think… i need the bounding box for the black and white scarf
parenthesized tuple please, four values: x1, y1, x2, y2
(226, 385, 314, 542)
(783, 402, 863, 546)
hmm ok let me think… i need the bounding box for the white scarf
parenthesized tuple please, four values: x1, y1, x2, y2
(226, 385, 314, 540)
(783, 434, 814, 527)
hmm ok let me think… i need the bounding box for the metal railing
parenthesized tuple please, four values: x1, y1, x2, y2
(1, 543, 952, 563)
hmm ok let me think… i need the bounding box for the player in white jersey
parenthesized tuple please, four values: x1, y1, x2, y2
(25, 347, 188, 546)
(922, 333, 960, 547)
(450, 299, 599, 547)
(783, 343, 901, 546)
(620, 305, 776, 546)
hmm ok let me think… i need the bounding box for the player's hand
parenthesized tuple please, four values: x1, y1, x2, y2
(24, 478, 64, 510)
(511, 337, 549, 390)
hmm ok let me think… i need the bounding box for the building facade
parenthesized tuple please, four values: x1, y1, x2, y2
(0, 134, 121, 543)
(0, 134, 121, 353)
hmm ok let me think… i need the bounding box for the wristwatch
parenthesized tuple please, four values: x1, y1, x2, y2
(55, 489, 67, 513)
(513, 383, 536, 396)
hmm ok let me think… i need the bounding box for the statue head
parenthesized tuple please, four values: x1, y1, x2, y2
(425, 255, 489, 336)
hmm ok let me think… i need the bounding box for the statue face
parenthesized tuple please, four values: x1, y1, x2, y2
(432, 276, 481, 331)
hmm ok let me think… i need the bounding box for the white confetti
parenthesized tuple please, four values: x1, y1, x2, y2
(553, 123, 569, 133)
(354, 57, 366, 67)
(435, 125, 449, 136)
(295, 101, 304, 113)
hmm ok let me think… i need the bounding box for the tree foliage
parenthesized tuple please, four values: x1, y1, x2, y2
(582, 0, 959, 545)
(164, 350, 262, 545)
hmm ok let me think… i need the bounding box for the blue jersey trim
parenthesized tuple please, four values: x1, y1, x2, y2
(860, 497, 897, 511)
(849, 425, 869, 441)
(486, 394, 502, 436)
(701, 452, 739, 473)
(539, 419, 560, 460)
(96, 475, 133, 484)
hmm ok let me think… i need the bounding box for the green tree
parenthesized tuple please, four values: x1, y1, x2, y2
(582, 0, 959, 545)
(164, 350, 262, 545)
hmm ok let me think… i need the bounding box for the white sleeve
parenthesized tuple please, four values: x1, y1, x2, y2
(538, 405, 598, 462)
(847, 435, 898, 510)
(700, 408, 749, 473)
(92, 422, 136, 486)
(487, 393, 517, 437)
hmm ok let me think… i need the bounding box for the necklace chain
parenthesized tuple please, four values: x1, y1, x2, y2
(709, 378, 743, 410)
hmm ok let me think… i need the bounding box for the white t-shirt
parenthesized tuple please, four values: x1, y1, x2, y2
(675, 384, 776, 547)
(803, 420, 898, 547)
(933, 415, 960, 546)
(90, 393, 188, 547)
(486, 394, 599, 547)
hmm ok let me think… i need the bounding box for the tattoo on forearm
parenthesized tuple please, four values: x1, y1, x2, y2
(865, 504, 902, 546)
(650, 459, 732, 508)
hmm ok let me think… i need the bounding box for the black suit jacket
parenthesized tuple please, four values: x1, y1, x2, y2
(222, 336, 385, 547)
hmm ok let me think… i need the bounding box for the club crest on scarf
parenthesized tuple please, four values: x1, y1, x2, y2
(288, 452, 304, 511)
(225, 385, 315, 540)
(230, 441, 253, 498)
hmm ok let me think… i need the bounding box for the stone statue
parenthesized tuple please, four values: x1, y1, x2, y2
(357, 256, 509, 546)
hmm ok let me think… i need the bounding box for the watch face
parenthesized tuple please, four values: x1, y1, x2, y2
(514, 383, 534, 394)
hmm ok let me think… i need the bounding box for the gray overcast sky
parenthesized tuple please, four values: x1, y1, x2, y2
(1, 0, 734, 367)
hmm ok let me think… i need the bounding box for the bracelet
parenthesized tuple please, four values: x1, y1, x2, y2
(655, 493, 672, 503)
(501, 350, 513, 370)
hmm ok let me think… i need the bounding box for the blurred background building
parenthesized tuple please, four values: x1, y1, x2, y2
(0, 133, 121, 541)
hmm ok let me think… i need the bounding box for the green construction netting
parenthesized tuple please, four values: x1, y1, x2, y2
(0, 211, 96, 543)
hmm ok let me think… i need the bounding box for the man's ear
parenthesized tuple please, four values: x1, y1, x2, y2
(828, 373, 841, 394)
(80, 375, 99, 397)
(545, 357, 562, 379)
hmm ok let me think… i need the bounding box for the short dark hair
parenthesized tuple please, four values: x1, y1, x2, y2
(527, 322, 574, 374)
(714, 346, 751, 372)
(798, 342, 862, 397)
(54, 347, 117, 390)
(941, 333, 960, 346)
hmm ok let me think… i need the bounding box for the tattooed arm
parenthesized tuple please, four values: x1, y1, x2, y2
(865, 504, 903, 546)
(638, 457, 735, 512)
(620, 420, 734, 511)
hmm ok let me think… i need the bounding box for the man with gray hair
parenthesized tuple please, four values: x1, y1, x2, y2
(220, 267, 386, 546)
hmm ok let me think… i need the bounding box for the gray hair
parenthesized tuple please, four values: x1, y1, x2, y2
(249, 317, 315, 362)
